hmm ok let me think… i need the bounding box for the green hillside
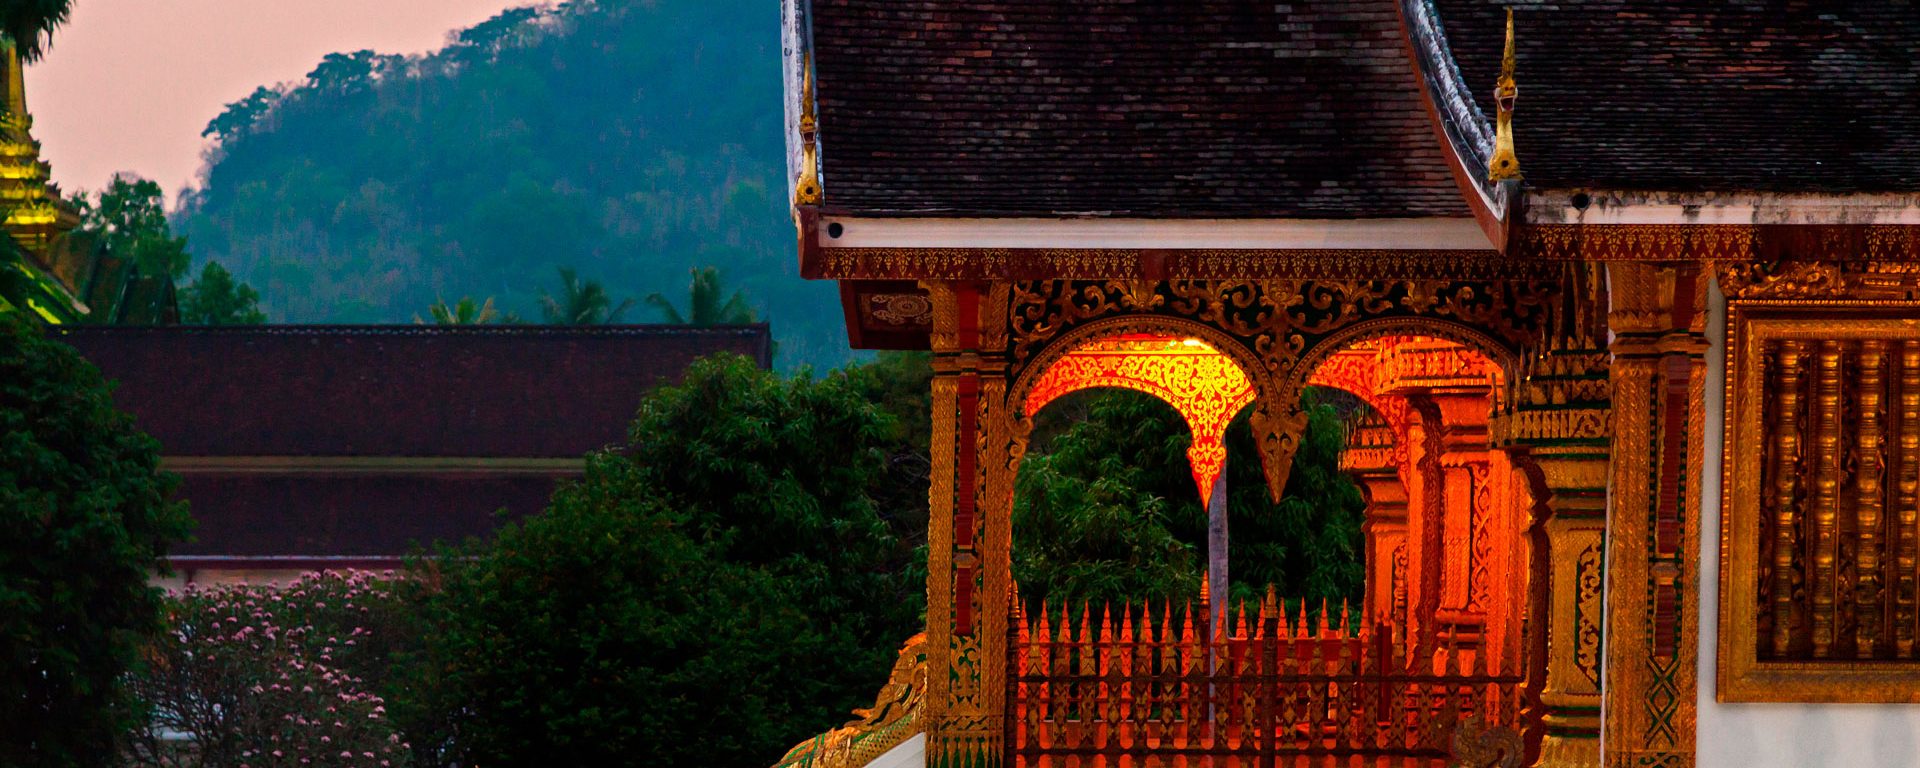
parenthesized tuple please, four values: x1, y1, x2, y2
(177, 0, 851, 367)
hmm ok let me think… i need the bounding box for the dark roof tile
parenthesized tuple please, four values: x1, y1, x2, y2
(810, 0, 1471, 218)
(1436, 0, 1920, 193)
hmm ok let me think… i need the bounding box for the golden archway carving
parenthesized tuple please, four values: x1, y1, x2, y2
(1021, 334, 1257, 501)
(1008, 277, 1567, 497)
(1008, 314, 1293, 499)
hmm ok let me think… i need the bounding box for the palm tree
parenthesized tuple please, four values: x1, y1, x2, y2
(4, 0, 74, 63)
(415, 296, 502, 325)
(644, 266, 757, 326)
(539, 267, 634, 325)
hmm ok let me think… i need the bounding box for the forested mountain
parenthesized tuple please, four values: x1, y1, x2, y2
(176, 0, 850, 367)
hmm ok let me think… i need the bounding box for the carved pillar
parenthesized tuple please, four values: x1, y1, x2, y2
(1518, 448, 1609, 767)
(1343, 413, 1410, 631)
(1600, 262, 1707, 768)
(1404, 396, 1445, 658)
(923, 281, 1017, 768)
(1492, 333, 1612, 767)
(1417, 385, 1497, 651)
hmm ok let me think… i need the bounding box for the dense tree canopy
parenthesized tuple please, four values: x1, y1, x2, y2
(177, 262, 265, 325)
(417, 354, 922, 766)
(0, 315, 192, 765)
(75, 175, 190, 283)
(1014, 388, 1367, 612)
(177, 0, 847, 366)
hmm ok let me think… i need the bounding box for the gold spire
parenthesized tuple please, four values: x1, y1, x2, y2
(3, 37, 26, 125)
(793, 53, 823, 206)
(0, 37, 77, 252)
(1488, 9, 1521, 182)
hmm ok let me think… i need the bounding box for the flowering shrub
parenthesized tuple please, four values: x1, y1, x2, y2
(126, 571, 411, 768)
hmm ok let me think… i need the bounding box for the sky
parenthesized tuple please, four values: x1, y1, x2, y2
(23, 0, 523, 203)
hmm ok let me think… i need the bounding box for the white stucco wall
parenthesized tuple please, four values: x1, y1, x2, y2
(863, 733, 924, 768)
(1696, 282, 1920, 767)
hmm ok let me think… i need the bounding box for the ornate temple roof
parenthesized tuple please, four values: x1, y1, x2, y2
(1436, 0, 1920, 195)
(57, 325, 773, 564)
(802, 0, 1469, 218)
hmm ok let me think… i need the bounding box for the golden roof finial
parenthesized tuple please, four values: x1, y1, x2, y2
(794, 53, 822, 206)
(1488, 8, 1521, 182)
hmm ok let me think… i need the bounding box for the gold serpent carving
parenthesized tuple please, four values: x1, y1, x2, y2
(774, 634, 928, 768)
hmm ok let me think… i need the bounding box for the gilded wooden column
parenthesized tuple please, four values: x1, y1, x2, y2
(1493, 337, 1612, 768)
(922, 280, 1016, 768)
(1342, 412, 1410, 631)
(1600, 262, 1707, 768)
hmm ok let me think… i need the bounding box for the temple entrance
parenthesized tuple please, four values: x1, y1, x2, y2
(1003, 326, 1534, 767)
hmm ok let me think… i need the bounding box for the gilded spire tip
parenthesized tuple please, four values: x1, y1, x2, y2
(1489, 8, 1521, 182)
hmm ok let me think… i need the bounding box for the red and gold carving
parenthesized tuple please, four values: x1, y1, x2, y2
(1023, 334, 1255, 500)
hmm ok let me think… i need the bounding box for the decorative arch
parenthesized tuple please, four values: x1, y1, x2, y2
(1022, 334, 1256, 502)
(1292, 317, 1519, 390)
(1009, 314, 1287, 499)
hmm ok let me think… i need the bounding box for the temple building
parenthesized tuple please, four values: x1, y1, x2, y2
(0, 38, 173, 325)
(772, 2, 1920, 767)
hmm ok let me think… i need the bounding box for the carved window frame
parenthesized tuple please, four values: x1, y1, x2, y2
(1719, 301, 1920, 702)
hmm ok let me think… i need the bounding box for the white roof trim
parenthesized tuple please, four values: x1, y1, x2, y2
(817, 217, 1494, 251)
(1527, 190, 1920, 226)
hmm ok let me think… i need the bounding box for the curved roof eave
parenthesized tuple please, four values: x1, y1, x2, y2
(1396, 0, 1516, 250)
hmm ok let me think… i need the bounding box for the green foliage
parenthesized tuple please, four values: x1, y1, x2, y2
(1013, 388, 1366, 611)
(1, 0, 71, 62)
(0, 314, 192, 766)
(416, 295, 502, 325)
(412, 354, 922, 767)
(179, 261, 266, 325)
(844, 351, 935, 576)
(645, 266, 758, 325)
(178, 0, 850, 367)
(538, 267, 633, 325)
(75, 175, 191, 282)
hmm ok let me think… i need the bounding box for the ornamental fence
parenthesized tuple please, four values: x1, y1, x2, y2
(1007, 592, 1525, 767)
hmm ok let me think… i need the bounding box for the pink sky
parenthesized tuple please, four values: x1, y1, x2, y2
(23, 0, 523, 203)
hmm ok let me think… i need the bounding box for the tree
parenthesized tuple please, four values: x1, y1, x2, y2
(538, 267, 633, 325)
(1013, 393, 1205, 609)
(201, 86, 282, 145)
(125, 572, 409, 768)
(2, 0, 71, 62)
(414, 354, 922, 766)
(0, 314, 193, 766)
(1013, 388, 1366, 612)
(416, 296, 502, 325)
(644, 266, 758, 325)
(178, 261, 265, 325)
(75, 175, 191, 282)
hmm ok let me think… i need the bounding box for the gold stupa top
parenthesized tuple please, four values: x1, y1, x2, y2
(0, 36, 79, 251)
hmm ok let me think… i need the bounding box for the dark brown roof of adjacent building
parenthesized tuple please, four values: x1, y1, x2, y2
(55, 325, 773, 562)
(1435, 0, 1920, 193)
(167, 475, 558, 559)
(809, 0, 1471, 218)
(58, 325, 772, 458)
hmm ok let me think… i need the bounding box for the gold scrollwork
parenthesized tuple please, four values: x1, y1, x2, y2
(1575, 544, 1604, 688)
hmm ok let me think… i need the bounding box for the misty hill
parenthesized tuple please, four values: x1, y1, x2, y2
(176, 0, 850, 368)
